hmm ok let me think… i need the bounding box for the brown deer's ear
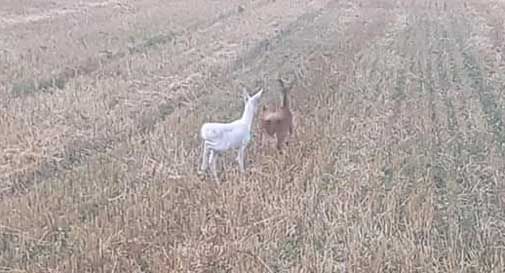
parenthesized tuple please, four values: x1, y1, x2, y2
(278, 78, 285, 89)
(278, 76, 295, 92)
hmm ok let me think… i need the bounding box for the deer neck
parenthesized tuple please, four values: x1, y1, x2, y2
(241, 102, 256, 130)
(281, 90, 289, 108)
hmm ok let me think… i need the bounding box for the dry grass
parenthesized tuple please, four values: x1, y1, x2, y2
(1, 0, 505, 272)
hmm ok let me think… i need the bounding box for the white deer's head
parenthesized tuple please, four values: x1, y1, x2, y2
(240, 87, 264, 127)
(243, 87, 263, 114)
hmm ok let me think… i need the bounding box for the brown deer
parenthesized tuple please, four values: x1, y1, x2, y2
(259, 77, 294, 151)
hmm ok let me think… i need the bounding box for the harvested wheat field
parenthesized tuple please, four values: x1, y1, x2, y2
(1, 0, 505, 271)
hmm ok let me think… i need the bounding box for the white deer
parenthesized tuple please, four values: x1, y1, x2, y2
(199, 87, 264, 183)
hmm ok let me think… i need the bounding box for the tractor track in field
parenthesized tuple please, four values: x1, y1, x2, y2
(429, 15, 462, 259)
(415, 12, 490, 261)
(0, 0, 351, 200)
(367, 10, 461, 256)
(449, 12, 505, 156)
(448, 4, 505, 254)
(423, 20, 451, 253)
(427, 7, 505, 265)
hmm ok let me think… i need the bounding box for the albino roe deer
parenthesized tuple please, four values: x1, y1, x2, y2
(259, 77, 294, 151)
(199, 87, 264, 183)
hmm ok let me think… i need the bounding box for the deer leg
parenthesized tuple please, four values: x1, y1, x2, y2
(259, 126, 265, 148)
(209, 150, 219, 183)
(200, 142, 209, 172)
(276, 139, 282, 151)
(237, 145, 246, 174)
(287, 120, 294, 146)
(276, 131, 287, 151)
(258, 128, 264, 148)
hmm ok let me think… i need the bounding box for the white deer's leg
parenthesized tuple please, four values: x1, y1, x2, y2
(200, 142, 209, 171)
(209, 150, 219, 183)
(208, 150, 215, 171)
(237, 145, 246, 173)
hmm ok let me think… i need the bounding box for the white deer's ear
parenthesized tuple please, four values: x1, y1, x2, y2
(242, 88, 250, 102)
(253, 88, 264, 99)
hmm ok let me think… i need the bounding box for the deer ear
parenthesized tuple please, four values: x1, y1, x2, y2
(242, 88, 250, 102)
(278, 78, 285, 89)
(278, 76, 294, 91)
(253, 88, 264, 99)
